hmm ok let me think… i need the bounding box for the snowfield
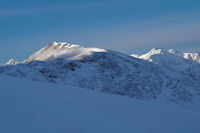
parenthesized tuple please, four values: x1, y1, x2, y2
(0, 74, 200, 133)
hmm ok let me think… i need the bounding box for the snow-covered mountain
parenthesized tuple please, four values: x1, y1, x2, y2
(24, 42, 107, 62)
(132, 48, 200, 80)
(1, 42, 200, 110)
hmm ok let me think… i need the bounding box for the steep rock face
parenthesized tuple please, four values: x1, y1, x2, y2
(0, 43, 200, 110)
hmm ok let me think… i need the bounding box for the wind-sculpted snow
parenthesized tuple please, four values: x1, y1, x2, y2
(1, 42, 200, 110)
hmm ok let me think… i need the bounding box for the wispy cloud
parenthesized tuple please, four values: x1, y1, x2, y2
(119, 21, 200, 48)
(0, 1, 146, 17)
(0, 4, 84, 16)
(72, 12, 200, 52)
(19, 12, 200, 54)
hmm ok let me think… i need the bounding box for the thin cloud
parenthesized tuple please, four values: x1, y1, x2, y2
(21, 12, 200, 53)
(0, 4, 85, 16)
(73, 13, 200, 50)
(0, 1, 140, 17)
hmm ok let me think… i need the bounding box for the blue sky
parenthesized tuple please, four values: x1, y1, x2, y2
(0, 0, 200, 63)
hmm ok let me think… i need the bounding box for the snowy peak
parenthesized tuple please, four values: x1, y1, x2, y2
(5, 59, 20, 65)
(131, 48, 200, 80)
(140, 48, 180, 58)
(130, 54, 139, 58)
(24, 42, 107, 62)
(130, 48, 168, 60)
(183, 52, 200, 63)
(149, 47, 165, 54)
(168, 49, 181, 55)
(138, 48, 167, 62)
(137, 48, 200, 63)
(46, 42, 84, 51)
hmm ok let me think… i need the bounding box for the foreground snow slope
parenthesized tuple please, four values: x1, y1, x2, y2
(0, 75, 200, 133)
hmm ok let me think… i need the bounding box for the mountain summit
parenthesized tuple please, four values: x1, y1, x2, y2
(24, 42, 107, 62)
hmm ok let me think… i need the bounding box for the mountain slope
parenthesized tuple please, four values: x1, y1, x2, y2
(0, 74, 200, 133)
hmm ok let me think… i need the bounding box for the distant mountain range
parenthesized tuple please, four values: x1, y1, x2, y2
(1, 42, 200, 110)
